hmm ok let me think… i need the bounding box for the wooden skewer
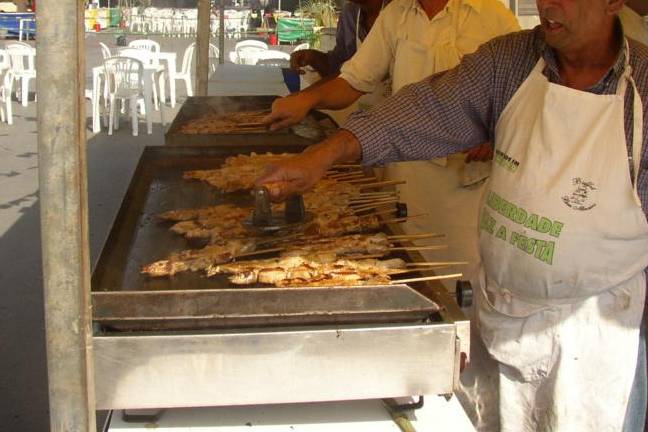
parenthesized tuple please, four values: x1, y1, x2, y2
(345, 177, 378, 184)
(389, 267, 451, 275)
(391, 273, 463, 284)
(358, 180, 406, 189)
(358, 208, 404, 218)
(256, 232, 304, 245)
(387, 233, 444, 240)
(389, 245, 447, 252)
(405, 261, 468, 267)
(331, 164, 363, 168)
(352, 199, 400, 212)
(345, 253, 385, 260)
(236, 122, 267, 128)
(349, 196, 398, 205)
(382, 214, 426, 224)
(235, 247, 285, 258)
(355, 192, 398, 198)
(328, 172, 366, 179)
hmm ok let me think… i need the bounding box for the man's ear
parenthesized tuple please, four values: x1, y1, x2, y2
(606, 0, 625, 15)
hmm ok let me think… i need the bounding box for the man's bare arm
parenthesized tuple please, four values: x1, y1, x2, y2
(263, 78, 365, 131)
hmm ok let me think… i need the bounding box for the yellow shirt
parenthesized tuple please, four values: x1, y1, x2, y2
(340, 0, 520, 93)
(619, 5, 648, 46)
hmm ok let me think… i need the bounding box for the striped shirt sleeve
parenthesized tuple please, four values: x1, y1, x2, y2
(343, 40, 497, 165)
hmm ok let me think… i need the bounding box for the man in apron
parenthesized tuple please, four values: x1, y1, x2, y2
(257, 0, 648, 429)
(265, 0, 520, 297)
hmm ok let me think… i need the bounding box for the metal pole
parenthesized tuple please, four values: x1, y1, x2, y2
(37, 0, 96, 430)
(219, 0, 225, 65)
(196, 0, 211, 96)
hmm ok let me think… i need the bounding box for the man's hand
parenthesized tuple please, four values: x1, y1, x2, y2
(290, 49, 330, 76)
(263, 93, 316, 131)
(464, 142, 494, 163)
(255, 130, 363, 201)
(255, 152, 329, 201)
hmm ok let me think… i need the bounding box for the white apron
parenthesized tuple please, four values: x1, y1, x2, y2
(384, 0, 483, 292)
(478, 41, 648, 431)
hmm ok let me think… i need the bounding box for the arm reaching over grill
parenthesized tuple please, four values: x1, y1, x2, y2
(256, 130, 362, 201)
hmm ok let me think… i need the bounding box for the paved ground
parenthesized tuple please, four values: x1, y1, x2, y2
(0, 31, 293, 431)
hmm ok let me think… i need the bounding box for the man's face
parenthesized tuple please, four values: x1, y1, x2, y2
(536, 0, 617, 51)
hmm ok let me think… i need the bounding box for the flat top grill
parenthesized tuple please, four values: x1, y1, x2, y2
(165, 96, 337, 146)
(92, 146, 442, 332)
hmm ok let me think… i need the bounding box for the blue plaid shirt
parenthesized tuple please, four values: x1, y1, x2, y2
(344, 26, 648, 223)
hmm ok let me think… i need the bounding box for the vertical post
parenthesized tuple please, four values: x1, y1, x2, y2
(219, 0, 225, 65)
(196, 0, 211, 96)
(37, 0, 96, 431)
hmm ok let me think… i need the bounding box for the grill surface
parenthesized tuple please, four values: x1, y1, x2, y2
(91, 146, 442, 331)
(165, 96, 337, 147)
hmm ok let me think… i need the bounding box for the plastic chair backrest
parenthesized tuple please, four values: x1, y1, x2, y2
(104, 56, 143, 96)
(119, 47, 154, 67)
(292, 43, 309, 52)
(209, 43, 219, 59)
(235, 40, 268, 51)
(181, 43, 195, 75)
(99, 42, 112, 60)
(236, 46, 266, 65)
(6, 44, 35, 72)
(0, 49, 8, 70)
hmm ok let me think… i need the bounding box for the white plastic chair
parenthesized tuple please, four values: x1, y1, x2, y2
(18, 18, 35, 41)
(255, 50, 291, 67)
(120, 47, 166, 112)
(6, 43, 36, 107)
(176, 43, 195, 97)
(0, 69, 14, 125)
(104, 57, 146, 136)
(235, 40, 268, 51)
(0, 49, 9, 73)
(292, 42, 310, 52)
(99, 42, 111, 60)
(209, 43, 219, 73)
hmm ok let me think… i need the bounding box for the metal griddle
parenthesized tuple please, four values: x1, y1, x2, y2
(165, 96, 338, 147)
(91, 145, 470, 411)
(92, 146, 440, 330)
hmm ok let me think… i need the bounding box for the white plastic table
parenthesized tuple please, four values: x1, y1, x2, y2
(108, 396, 476, 431)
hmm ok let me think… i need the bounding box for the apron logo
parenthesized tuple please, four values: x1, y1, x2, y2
(562, 177, 597, 211)
(494, 149, 520, 173)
